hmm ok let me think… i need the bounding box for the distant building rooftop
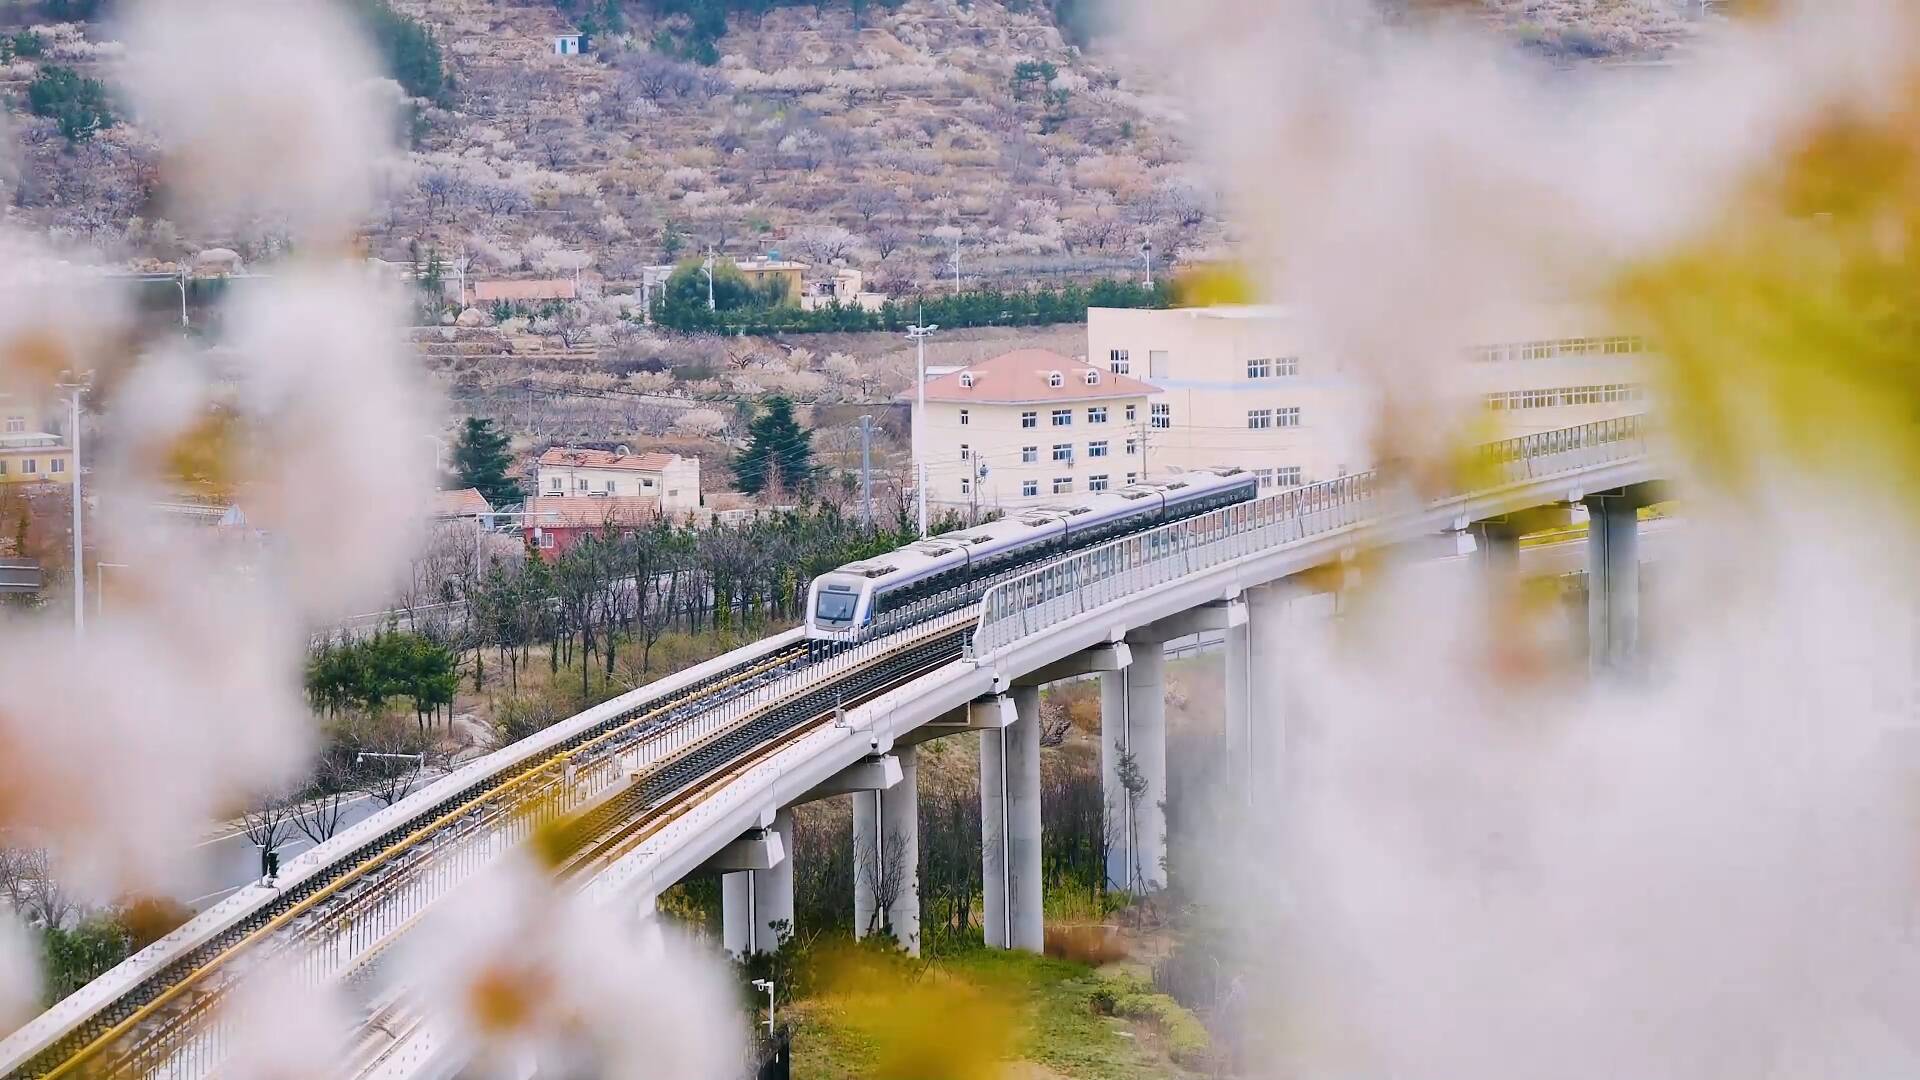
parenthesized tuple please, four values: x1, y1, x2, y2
(922, 349, 1156, 405)
(525, 496, 662, 528)
(537, 447, 680, 472)
(472, 279, 578, 303)
(434, 487, 494, 519)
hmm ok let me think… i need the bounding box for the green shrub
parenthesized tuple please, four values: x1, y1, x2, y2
(26, 65, 115, 142)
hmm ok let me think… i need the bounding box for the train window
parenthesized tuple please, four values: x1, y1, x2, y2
(815, 591, 858, 624)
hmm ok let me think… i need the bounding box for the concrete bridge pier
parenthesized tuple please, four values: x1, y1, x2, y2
(1103, 633, 1166, 893)
(1244, 580, 1315, 808)
(852, 745, 921, 953)
(710, 812, 789, 958)
(979, 686, 1044, 951)
(1585, 490, 1645, 676)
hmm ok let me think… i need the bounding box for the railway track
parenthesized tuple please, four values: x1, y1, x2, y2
(5, 641, 815, 1080)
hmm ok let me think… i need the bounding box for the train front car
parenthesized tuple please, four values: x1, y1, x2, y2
(805, 569, 875, 641)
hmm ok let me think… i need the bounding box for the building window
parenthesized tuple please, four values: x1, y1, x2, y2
(960, 444, 970, 460)
(1089, 474, 1110, 492)
(1254, 468, 1274, 488)
(549, 477, 563, 492)
(1110, 349, 1131, 374)
(1021, 411, 1038, 429)
(1052, 443, 1073, 463)
(1247, 358, 1271, 379)
(0, 461, 7, 474)
(1277, 406, 1301, 427)
(1022, 480, 1039, 497)
(1052, 476, 1073, 495)
(1125, 437, 1138, 456)
(1150, 403, 1170, 429)
(960, 476, 971, 495)
(1051, 409, 1072, 427)
(51, 458, 64, 474)
(1277, 466, 1303, 486)
(576, 478, 588, 491)
(22, 459, 36, 474)
(1087, 440, 1109, 458)
(1125, 472, 1138, 484)
(1124, 404, 1137, 422)
(538, 532, 555, 549)
(1247, 408, 1273, 430)
(959, 409, 969, 426)
(1047, 371, 1064, 388)
(1087, 406, 1108, 425)
(1277, 356, 1299, 376)
(960, 372, 975, 388)
(1083, 369, 1100, 386)
(1021, 446, 1038, 464)
(3, 417, 22, 434)
(1149, 350, 1169, 378)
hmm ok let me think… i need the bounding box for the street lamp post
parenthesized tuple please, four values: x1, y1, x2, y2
(57, 371, 91, 638)
(701, 247, 716, 312)
(1140, 239, 1153, 290)
(176, 268, 190, 330)
(904, 322, 938, 537)
(751, 978, 776, 1037)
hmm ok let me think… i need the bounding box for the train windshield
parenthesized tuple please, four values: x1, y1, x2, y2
(814, 590, 858, 624)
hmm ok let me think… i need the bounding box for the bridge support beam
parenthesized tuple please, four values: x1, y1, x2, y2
(1585, 493, 1642, 677)
(854, 745, 921, 954)
(1103, 634, 1166, 893)
(718, 812, 791, 958)
(1245, 580, 1313, 810)
(981, 687, 1044, 950)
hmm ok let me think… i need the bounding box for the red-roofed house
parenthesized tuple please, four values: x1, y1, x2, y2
(534, 447, 701, 513)
(434, 487, 497, 529)
(917, 349, 1157, 508)
(523, 497, 662, 557)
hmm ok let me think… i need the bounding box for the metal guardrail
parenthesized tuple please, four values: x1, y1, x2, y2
(968, 415, 1649, 659)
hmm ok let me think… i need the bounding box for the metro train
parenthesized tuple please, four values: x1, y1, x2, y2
(805, 467, 1259, 640)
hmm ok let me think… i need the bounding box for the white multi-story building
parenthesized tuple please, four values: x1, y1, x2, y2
(1086, 305, 1652, 493)
(535, 447, 702, 513)
(919, 350, 1156, 510)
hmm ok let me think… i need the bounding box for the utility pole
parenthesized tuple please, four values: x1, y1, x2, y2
(905, 321, 939, 537)
(951, 231, 961, 294)
(858, 414, 874, 531)
(57, 372, 91, 638)
(702, 246, 716, 312)
(1140, 238, 1153, 290)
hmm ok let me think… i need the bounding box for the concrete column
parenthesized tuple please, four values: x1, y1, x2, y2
(1006, 685, 1045, 951)
(852, 789, 879, 939)
(1104, 636, 1166, 893)
(979, 723, 1009, 947)
(1223, 617, 1250, 809)
(1246, 581, 1309, 810)
(1473, 523, 1520, 577)
(1585, 495, 1640, 676)
(722, 872, 751, 957)
(753, 810, 794, 955)
(882, 745, 920, 955)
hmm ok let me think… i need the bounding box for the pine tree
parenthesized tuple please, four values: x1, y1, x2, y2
(451, 417, 519, 507)
(734, 396, 813, 495)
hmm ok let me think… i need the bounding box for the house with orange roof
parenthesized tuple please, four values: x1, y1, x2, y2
(534, 446, 701, 513)
(523, 496, 662, 557)
(918, 349, 1156, 509)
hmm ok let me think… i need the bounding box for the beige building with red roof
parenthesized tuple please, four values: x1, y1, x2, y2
(535, 447, 701, 513)
(919, 349, 1156, 509)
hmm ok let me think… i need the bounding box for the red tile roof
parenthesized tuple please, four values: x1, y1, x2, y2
(537, 447, 679, 472)
(524, 496, 662, 529)
(434, 487, 493, 518)
(923, 349, 1155, 404)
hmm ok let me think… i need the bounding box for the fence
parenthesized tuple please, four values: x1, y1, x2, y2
(969, 416, 1649, 659)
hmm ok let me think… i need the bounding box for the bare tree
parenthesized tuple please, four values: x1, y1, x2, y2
(358, 724, 429, 807)
(856, 823, 911, 939)
(294, 756, 356, 845)
(871, 226, 906, 262)
(242, 791, 295, 880)
(847, 186, 892, 227)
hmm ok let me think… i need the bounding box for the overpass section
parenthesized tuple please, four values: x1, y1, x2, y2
(0, 417, 1662, 1080)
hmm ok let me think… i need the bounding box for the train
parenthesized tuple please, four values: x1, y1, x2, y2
(805, 467, 1260, 641)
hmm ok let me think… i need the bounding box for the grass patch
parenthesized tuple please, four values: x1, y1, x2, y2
(788, 944, 1189, 1079)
